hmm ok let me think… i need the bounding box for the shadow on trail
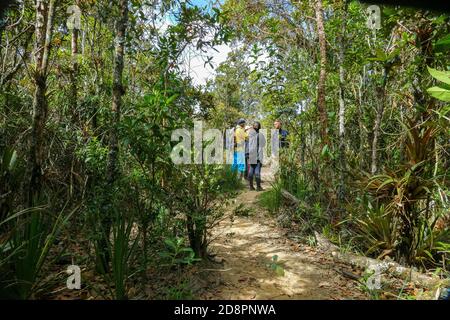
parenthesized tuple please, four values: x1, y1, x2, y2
(197, 168, 367, 300)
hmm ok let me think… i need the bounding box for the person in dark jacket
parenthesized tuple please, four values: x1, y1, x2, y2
(274, 119, 289, 148)
(247, 121, 266, 191)
(270, 120, 289, 177)
(244, 125, 252, 180)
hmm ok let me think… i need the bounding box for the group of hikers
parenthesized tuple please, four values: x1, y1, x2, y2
(229, 118, 289, 191)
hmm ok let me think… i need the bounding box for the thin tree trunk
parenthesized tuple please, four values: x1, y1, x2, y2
(27, 0, 56, 205)
(97, 0, 128, 274)
(106, 0, 128, 185)
(69, 0, 79, 124)
(371, 70, 387, 175)
(314, 0, 329, 147)
(337, 1, 347, 201)
(300, 119, 305, 168)
(357, 69, 366, 171)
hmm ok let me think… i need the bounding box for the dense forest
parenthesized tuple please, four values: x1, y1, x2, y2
(0, 0, 449, 300)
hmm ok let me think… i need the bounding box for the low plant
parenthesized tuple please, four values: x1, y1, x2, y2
(159, 237, 200, 268)
(233, 203, 252, 217)
(165, 279, 194, 300)
(109, 207, 139, 300)
(0, 204, 76, 299)
(267, 255, 285, 277)
(258, 180, 282, 215)
(354, 202, 397, 258)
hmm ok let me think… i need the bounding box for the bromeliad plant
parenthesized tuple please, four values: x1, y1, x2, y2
(85, 184, 140, 300)
(360, 116, 448, 267)
(354, 202, 397, 259)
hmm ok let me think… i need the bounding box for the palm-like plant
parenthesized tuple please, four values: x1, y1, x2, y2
(354, 203, 397, 258)
(362, 117, 443, 265)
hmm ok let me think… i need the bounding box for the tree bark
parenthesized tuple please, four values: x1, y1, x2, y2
(331, 250, 447, 290)
(337, 1, 347, 201)
(97, 0, 128, 274)
(106, 0, 128, 185)
(69, 0, 80, 124)
(314, 0, 329, 147)
(27, 0, 56, 205)
(370, 71, 387, 175)
(357, 69, 367, 171)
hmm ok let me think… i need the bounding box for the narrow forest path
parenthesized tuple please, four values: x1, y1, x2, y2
(197, 168, 368, 300)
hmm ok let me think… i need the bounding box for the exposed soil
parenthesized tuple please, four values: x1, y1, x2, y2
(197, 168, 368, 300)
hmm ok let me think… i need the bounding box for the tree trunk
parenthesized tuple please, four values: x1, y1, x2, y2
(186, 214, 207, 259)
(27, 0, 56, 206)
(97, 0, 128, 274)
(357, 69, 367, 171)
(314, 0, 329, 147)
(106, 0, 128, 185)
(337, 1, 347, 201)
(69, 0, 79, 124)
(370, 71, 387, 175)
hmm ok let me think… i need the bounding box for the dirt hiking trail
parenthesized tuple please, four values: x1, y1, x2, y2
(198, 168, 368, 300)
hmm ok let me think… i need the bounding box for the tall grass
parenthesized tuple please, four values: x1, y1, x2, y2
(217, 165, 243, 194)
(258, 179, 282, 215)
(109, 206, 138, 300)
(0, 204, 76, 299)
(86, 184, 139, 300)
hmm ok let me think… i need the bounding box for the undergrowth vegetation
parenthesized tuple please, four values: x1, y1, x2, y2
(0, 0, 449, 300)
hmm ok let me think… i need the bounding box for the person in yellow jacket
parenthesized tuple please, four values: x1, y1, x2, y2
(232, 118, 248, 179)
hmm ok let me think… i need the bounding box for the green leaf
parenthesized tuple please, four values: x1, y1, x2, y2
(321, 145, 330, 158)
(427, 86, 450, 102)
(423, 250, 435, 261)
(164, 238, 176, 249)
(434, 34, 450, 52)
(377, 178, 395, 192)
(275, 265, 285, 276)
(432, 105, 450, 121)
(427, 67, 450, 85)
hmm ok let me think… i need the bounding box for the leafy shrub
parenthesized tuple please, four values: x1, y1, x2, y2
(159, 237, 200, 268)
